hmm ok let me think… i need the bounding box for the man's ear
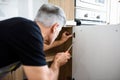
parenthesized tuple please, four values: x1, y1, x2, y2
(51, 23, 59, 33)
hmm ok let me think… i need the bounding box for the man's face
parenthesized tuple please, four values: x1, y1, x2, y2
(49, 24, 62, 45)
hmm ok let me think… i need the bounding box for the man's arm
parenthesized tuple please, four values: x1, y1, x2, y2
(23, 52, 71, 80)
(44, 31, 72, 51)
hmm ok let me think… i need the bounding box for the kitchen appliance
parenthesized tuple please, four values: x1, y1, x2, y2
(76, 0, 107, 11)
(75, 0, 108, 25)
(72, 24, 120, 80)
(72, 0, 120, 80)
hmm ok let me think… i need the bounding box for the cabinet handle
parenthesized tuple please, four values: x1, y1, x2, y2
(72, 78, 75, 80)
(84, 14, 88, 17)
(96, 15, 100, 19)
(73, 32, 75, 38)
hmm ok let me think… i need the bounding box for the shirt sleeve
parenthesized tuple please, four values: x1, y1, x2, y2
(10, 21, 47, 66)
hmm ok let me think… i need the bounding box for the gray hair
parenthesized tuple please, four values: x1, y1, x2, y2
(34, 4, 66, 28)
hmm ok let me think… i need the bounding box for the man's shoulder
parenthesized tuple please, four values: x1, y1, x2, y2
(0, 17, 33, 25)
(10, 17, 33, 23)
(11, 17, 38, 29)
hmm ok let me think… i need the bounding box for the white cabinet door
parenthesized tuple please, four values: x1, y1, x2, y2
(72, 25, 120, 80)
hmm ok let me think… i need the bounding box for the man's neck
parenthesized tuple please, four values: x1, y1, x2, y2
(35, 21, 50, 44)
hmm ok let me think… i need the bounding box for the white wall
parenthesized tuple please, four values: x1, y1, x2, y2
(0, 0, 18, 20)
(18, 0, 48, 20)
(109, 0, 120, 24)
(0, 0, 48, 20)
(32, 0, 48, 20)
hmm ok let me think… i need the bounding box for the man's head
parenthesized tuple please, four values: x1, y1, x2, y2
(35, 4, 66, 45)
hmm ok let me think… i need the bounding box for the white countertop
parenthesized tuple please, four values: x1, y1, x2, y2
(64, 20, 76, 27)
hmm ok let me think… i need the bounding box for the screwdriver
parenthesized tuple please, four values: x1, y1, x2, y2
(65, 44, 73, 53)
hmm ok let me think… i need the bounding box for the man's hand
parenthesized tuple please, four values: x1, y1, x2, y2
(60, 31, 73, 43)
(44, 31, 72, 51)
(53, 52, 71, 67)
(23, 51, 71, 80)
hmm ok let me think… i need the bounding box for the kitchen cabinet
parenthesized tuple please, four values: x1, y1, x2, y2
(1, 66, 24, 80)
(45, 27, 73, 80)
(48, 0, 74, 20)
(48, 0, 74, 79)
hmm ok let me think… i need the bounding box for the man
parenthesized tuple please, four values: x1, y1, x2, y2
(0, 4, 71, 80)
